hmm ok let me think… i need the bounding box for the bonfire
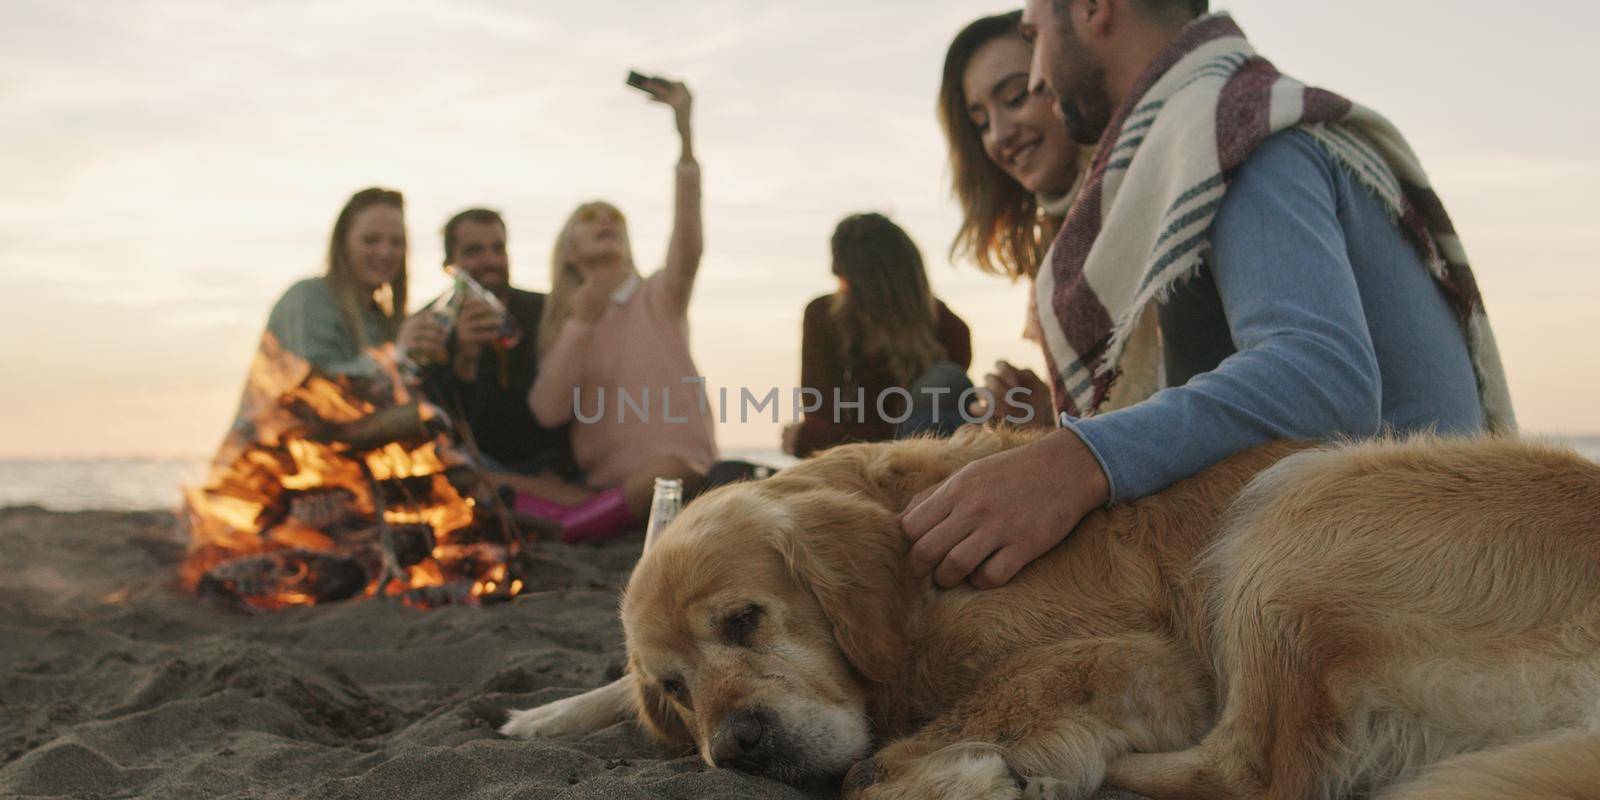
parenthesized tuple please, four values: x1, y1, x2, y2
(182, 334, 533, 610)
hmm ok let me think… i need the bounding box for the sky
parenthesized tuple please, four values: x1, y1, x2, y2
(1, 0, 1596, 458)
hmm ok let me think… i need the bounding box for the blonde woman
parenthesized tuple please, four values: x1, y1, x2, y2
(522, 76, 713, 544)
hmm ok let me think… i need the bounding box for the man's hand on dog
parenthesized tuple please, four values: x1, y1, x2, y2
(901, 428, 1110, 590)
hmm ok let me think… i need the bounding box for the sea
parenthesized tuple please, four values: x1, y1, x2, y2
(0, 448, 793, 512)
(2, 439, 1597, 513)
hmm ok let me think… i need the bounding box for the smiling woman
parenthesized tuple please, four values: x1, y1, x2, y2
(939, 10, 1088, 284)
(261, 187, 412, 377)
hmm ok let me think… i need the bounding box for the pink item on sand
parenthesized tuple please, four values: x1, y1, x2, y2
(513, 493, 574, 521)
(558, 487, 636, 545)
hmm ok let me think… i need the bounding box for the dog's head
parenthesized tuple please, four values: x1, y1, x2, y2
(618, 434, 992, 783)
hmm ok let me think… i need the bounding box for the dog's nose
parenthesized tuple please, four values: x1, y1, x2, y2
(709, 710, 768, 767)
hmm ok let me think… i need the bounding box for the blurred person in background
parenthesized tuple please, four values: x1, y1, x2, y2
(403, 208, 584, 505)
(783, 213, 972, 458)
(523, 75, 714, 544)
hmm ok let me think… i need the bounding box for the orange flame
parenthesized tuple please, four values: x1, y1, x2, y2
(181, 334, 526, 609)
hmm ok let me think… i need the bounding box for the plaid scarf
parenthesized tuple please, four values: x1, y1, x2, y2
(1036, 14, 1515, 432)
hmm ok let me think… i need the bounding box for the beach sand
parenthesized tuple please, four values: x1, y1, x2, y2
(0, 505, 823, 799)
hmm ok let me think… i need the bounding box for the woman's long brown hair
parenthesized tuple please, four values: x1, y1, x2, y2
(938, 11, 1059, 281)
(829, 213, 945, 387)
(325, 186, 407, 348)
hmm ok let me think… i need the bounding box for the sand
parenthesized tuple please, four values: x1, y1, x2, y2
(0, 505, 824, 800)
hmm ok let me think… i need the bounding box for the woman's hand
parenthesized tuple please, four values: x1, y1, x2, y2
(640, 77, 693, 143)
(968, 360, 1056, 427)
(900, 428, 1110, 590)
(571, 266, 629, 323)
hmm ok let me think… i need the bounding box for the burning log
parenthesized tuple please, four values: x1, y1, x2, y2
(316, 404, 434, 453)
(184, 337, 531, 610)
(195, 523, 441, 611)
(198, 549, 368, 609)
(286, 488, 363, 530)
(397, 582, 476, 608)
(339, 523, 435, 569)
(190, 528, 533, 611)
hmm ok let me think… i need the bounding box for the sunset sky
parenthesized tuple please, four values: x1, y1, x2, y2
(2, 1, 1595, 458)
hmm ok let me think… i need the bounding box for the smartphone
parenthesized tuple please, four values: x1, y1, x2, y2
(625, 70, 655, 93)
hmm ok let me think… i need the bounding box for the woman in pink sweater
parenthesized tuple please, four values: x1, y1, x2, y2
(521, 75, 715, 544)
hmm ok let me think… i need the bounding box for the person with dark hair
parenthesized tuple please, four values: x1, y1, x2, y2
(402, 207, 575, 486)
(940, 11, 1087, 283)
(782, 213, 972, 459)
(903, 0, 1514, 590)
(938, 10, 1092, 426)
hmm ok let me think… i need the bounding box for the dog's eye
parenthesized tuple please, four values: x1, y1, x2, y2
(724, 603, 763, 647)
(660, 678, 690, 707)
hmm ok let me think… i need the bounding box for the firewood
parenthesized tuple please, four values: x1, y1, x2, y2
(318, 405, 432, 452)
(337, 524, 435, 568)
(286, 488, 363, 530)
(397, 581, 475, 607)
(198, 549, 367, 607)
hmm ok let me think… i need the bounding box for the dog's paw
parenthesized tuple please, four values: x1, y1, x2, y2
(845, 743, 1022, 800)
(499, 694, 599, 739)
(500, 704, 559, 739)
(1020, 776, 1094, 800)
(500, 676, 635, 740)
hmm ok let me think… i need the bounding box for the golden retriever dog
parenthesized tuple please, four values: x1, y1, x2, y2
(503, 427, 1600, 799)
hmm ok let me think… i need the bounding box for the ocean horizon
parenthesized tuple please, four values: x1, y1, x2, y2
(0, 447, 796, 512)
(4, 437, 1597, 513)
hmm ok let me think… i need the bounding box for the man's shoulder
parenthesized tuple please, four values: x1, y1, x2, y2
(1236, 128, 1341, 186)
(503, 285, 547, 317)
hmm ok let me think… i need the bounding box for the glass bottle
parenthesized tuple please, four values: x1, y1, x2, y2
(643, 477, 683, 551)
(446, 266, 522, 349)
(399, 278, 465, 378)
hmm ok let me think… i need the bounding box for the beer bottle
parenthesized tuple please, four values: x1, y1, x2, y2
(642, 478, 683, 551)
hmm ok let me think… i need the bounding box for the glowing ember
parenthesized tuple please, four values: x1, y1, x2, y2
(182, 334, 530, 610)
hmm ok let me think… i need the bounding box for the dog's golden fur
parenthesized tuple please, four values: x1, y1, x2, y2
(504, 428, 1600, 799)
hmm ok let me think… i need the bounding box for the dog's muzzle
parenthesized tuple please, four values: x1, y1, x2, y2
(709, 709, 774, 772)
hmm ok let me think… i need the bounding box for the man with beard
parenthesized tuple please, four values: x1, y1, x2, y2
(903, 0, 1515, 590)
(407, 209, 574, 483)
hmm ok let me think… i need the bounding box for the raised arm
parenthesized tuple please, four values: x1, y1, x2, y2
(642, 78, 702, 315)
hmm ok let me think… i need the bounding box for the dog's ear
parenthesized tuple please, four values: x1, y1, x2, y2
(768, 490, 910, 684)
(781, 430, 1033, 513)
(628, 660, 695, 750)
